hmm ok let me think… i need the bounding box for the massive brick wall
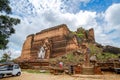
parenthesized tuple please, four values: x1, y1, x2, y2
(20, 24, 78, 61)
(20, 34, 34, 60)
(20, 24, 95, 61)
(34, 25, 69, 41)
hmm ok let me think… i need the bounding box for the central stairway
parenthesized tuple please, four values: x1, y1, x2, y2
(82, 65, 94, 75)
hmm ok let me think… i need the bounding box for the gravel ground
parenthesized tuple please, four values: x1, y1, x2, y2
(1, 72, 120, 80)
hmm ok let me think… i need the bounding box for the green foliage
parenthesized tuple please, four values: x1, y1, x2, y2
(22, 69, 50, 74)
(0, 0, 20, 49)
(0, 0, 11, 14)
(0, 52, 11, 62)
(71, 27, 85, 44)
(66, 53, 74, 62)
(87, 43, 118, 62)
(88, 43, 102, 55)
(64, 53, 84, 64)
(71, 31, 76, 34)
(77, 33, 84, 38)
(50, 51, 84, 66)
(118, 54, 120, 57)
(0, 34, 9, 49)
(77, 27, 85, 34)
(97, 52, 118, 62)
(76, 27, 85, 38)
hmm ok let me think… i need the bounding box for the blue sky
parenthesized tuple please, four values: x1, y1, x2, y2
(80, 0, 120, 12)
(0, 0, 120, 59)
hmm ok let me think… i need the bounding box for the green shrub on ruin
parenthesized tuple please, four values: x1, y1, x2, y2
(88, 43, 102, 55)
(97, 52, 118, 62)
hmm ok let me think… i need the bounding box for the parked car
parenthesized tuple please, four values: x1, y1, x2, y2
(0, 62, 21, 78)
(114, 68, 120, 74)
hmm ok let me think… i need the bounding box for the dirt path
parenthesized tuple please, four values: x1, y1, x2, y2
(2, 72, 120, 80)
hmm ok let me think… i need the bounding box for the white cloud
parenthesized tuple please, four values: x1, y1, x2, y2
(105, 3, 120, 27)
(61, 0, 91, 13)
(29, 0, 62, 12)
(28, 0, 91, 13)
(103, 3, 120, 47)
(3, 1, 120, 59)
(8, 49, 21, 59)
(0, 49, 21, 59)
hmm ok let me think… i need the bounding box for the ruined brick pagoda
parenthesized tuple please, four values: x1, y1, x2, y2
(18, 24, 95, 62)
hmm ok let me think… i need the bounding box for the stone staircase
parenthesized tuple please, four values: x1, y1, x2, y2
(82, 66, 94, 75)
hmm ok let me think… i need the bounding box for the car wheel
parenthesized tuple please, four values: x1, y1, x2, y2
(0, 74, 4, 78)
(16, 72, 21, 76)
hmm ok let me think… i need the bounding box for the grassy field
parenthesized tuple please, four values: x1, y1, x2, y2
(22, 69, 50, 74)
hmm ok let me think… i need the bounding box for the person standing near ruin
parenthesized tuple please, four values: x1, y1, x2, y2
(59, 62, 63, 68)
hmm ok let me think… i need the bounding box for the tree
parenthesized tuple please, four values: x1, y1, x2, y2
(0, 52, 11, 62)
(0, 0, 20, 49)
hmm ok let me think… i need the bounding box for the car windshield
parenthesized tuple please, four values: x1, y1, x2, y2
(14, 64, 19, 69)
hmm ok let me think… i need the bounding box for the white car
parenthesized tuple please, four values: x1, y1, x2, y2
(0, 63, 21, 78)
(114, 68, 120, 74)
